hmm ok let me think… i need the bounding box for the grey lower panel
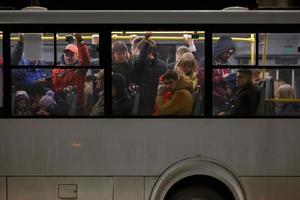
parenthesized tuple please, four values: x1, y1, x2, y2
(7, 176, 158, 200)
(241, 177, 300, 200)
(0, 177, 5, 200)
(145, 177, 158, 200)
(8, 177, 113, 200)
(114, 177, 144, 200)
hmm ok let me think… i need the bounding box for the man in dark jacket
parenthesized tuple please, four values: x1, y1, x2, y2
(128, 36, 167, 115)
(112, 73, 133, 116)
(220, 69, 260, 116)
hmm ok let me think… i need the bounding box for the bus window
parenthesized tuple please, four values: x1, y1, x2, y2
(56, 33, 99, 66)
(10, 33, 54, 66)
(212, 33, 256, 66)
(259, 33, 300, 66)
(213, 68, 300, 117)
(111, 31, 204, 116)
(11, 68, 104, 116)
(0, 31, 3, 107)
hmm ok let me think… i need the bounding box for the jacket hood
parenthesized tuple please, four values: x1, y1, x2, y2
(175, 76, 193, 93)
(213, 36, 235, 57)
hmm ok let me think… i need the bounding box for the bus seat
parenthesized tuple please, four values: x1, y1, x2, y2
(256, 76, 275, 116)
(130, 85, 140, 115)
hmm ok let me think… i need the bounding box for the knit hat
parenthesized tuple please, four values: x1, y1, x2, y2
(213, 36, 235, 57)
(46, 90, 55, 98)
(39, 94, 56, 108)
(64, 44, 79, 57)
(15, 90, 29, 102)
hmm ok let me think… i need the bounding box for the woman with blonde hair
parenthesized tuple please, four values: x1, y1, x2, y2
(275, 84, 300, 115)
(174, 52, 198, 90)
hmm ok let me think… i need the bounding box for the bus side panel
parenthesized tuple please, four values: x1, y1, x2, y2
(242, 177, 300, 200)
(0, 177, 5, 200)
(6, 176, 157, 200)
(1, 119, 300, 176)
(7, 177, 113, 200)
(114, 177, 144, 200)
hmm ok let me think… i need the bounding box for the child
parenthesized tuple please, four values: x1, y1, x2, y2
(13, 91, 31, 116)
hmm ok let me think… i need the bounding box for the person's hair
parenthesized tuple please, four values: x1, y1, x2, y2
(174, 52, 197, 72)
(162, 70, 179, 81)
(131, 36, 144, 51)
(112, 41, 128, 54)
(237, 68, 252, 78)
(278, 84, 295, 99)
(176, 46, 191, 56)
(137, 33, 157, 58)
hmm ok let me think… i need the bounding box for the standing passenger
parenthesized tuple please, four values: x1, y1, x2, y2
(128, 34, 167, 115)
(112, 41, 132, 87)
(174, 52, 198, 90)
(52, 33, 91, 112)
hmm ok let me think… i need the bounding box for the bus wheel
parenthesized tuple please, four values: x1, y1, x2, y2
(164, 176, 234, 200)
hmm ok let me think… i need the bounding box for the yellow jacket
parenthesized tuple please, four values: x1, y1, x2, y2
(156, 76, 193, 116)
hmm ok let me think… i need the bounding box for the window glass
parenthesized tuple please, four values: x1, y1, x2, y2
(10, 33, 54, 66)
(212, 33, 256, 66)
(212, 68, 300, 117)
(11, 68, 104, 116)
(111, 31, 204, 116)
(56, 33, 99, 66)
(259, 33, 300, 66)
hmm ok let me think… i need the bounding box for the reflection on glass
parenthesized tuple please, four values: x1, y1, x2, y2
(212, 33, 256, 66)
(11, 68, 104, 116)
(56, 33, 99, 66)
(259, 33, 300, 66)
(0, 31, 3, 107)
(213, 68, 300, 117)
(111, 31, 205, 116)
(10, 33, 54, 66)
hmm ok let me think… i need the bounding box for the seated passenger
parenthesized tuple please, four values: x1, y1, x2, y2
(112, 73, 133, 116)
(219, 69, 260, 116)
(13, 90, 32, 116)
(90, 70, 105, 116)
(36, 90, 57, 116)
(252, 69, 263, 87)
(174, 52, 198, 90)
(275, 84, 300, 116)
(156, 70, 193, 116)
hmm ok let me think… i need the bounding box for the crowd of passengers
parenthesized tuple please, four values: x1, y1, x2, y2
(11, 33, 104, 116)
(8, 33, 300, 116)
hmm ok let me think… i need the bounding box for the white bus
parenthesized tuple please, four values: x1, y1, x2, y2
(1, 10, 300, 200)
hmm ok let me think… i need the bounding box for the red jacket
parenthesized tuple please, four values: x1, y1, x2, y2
(52, 43, 91, 106)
